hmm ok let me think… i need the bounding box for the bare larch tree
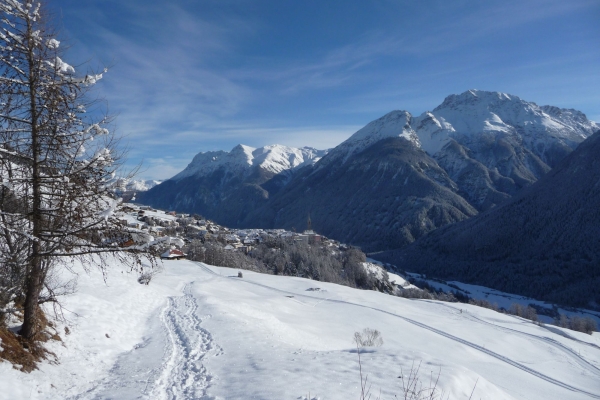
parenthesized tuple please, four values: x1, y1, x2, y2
(0, 0, 149, 340)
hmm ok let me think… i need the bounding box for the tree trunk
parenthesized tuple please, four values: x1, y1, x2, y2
(19, 254, 43, 339)
(20, 14, 43, 340)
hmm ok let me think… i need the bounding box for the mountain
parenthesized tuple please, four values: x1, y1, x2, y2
(137, 144, 327, 225)
(119, 179, 162, 192)
(242, 137, 477, 252)
(421, 90, 596, 210)
(112, 178, 162, 201)
(139, 90, 598, 252)
(376, 130, 600, 309)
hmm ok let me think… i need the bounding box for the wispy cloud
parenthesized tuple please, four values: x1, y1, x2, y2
(54, 0, 599, 180)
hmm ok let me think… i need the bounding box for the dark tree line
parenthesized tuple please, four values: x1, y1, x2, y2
(185, 236, 391, 292)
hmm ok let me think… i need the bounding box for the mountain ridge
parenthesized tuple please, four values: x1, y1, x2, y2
(375, 129, 600, 308)
(138, 90, 599, 252)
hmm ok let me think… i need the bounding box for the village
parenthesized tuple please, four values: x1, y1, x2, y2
(117, 203, 346, 260)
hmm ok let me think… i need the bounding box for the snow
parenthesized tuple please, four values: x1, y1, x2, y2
(171, 144, 328, 181)
(409, 274, 600, 327)
(324, 110, 420, 164)
(2, 259, 599, 399)
(52, 57, 75, 75)
(113, 178, 162, 192)
(322, 90, 599, 163)
(47, 38, 59, 49)
(364, 259, 418, 290)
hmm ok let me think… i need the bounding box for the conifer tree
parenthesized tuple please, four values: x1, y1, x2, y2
(0, 0, 148, 339)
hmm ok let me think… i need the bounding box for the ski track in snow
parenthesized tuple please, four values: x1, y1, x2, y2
(149, 281, 216, 400)
(194, 262, 600, 399)
(419, 300, 600, 377)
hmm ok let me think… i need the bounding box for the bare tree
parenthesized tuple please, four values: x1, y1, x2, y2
(0, 1, 150, 340)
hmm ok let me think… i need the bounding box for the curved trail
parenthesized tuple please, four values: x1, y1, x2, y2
(195, 262, 600, 399)
(419, 300, 600, 377)
(148, 281, 215, 400)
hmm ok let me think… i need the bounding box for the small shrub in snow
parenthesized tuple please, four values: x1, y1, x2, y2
(137, 264, 163, 285)
(509, 303, 538, 322)
(555, 313, 597, 335)
(137, 273, 153, 285)
(469, 298, 499, 312)
(354, 328, 383, 348)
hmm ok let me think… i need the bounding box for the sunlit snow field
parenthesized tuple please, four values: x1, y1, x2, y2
(1, 259, 599, 399)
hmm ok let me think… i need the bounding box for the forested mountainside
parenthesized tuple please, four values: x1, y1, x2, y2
(139, 90, 598, 252)
(375, 130, 600, 309)
(242, 137, 477, 252)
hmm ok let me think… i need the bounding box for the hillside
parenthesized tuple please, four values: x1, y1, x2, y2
(377, 130, 600, 309)
(2, 260, 599, 399)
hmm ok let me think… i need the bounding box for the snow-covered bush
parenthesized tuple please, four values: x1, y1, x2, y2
(555, 314, 597, 335)
(353, 328, 383, 348)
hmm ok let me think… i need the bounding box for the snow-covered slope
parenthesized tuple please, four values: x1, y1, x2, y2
(323, 110, 420, 164)
(3, 260, 599, 399)
(172, 144, 327, 181)
(433, 90, 596, 143)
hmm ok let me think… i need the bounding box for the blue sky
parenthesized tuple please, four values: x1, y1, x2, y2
(51, 0, 599, 180)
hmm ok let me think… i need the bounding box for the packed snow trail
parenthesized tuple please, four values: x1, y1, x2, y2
(195, 262, 600, 399)
(148, 282, 215, 400)
(65, 281, 216, 400)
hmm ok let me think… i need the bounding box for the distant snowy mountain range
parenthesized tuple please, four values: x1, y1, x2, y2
(172, 144, 327, 181)
(113, 178, 162, 193)
(139, 89, 598, 248)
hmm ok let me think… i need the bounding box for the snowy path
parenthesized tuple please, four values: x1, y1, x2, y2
(65, 281, 217, 400)
(195, 262, 600, 399)
(149, 282, 216, 400)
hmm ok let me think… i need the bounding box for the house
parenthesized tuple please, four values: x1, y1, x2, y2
(128, 221, 144, 230)
(120, 239, 135, 248)
(149, 226, 165, 237)
(224, 234, 240, 243)
(295, 234, 309, 244)
(161, 248, 186, 260)
(186, 225, 203, 234)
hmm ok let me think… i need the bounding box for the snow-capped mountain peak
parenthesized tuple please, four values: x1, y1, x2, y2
(113, 178, 162, 192)
(429, 89, 597, 145)
(252, 144, 327, 174)
(171, 144, 328, 181)
(324, 110, 420, 163)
